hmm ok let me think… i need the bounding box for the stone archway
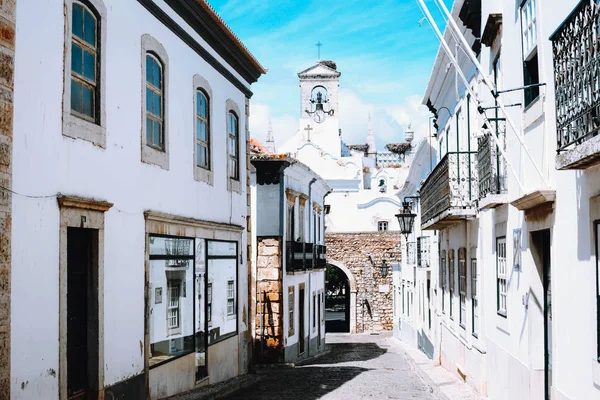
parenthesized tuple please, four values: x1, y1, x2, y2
(326, 259, 357, 334)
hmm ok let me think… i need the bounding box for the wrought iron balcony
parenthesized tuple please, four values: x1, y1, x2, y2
(420, 152, 478, 230)
(552, 0, 600, 169)
(286, 242, 325, 272)
(477, 133, 507, 208)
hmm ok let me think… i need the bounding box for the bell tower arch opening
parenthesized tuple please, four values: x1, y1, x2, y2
(325, 259, 357, 334)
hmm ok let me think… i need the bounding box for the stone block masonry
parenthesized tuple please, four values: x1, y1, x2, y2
(326, 232, 401, 332)
(254, 237, 284, 363)
(0, 0, 14, 397)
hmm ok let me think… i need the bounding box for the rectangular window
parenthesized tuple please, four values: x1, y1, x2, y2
(228, 112, 239, 180)
(378, 221, 388, 232)
(449, 250, 455, 319)
(313, 294, 317, 327)
(168, 281, 180, 329)
(196, 90, 210, 169)
(288, 286, 295, 336)
(287, 204, 295, 241)
(441, 251, 446, 314)
(227, 280, 235, 316)
(459, 257, 467, 328)
(149, 236, 194, 367)
(146, 54, 164, 149)
(521, 0, 539, 107)
(207, 283, 212, 323)
(471, 259, 479, 336)
(497, 237, 508, 316)
(71, 2, 98, 122)
(402, 284, 405, 315)
(299, 206, 305, 241)
(206, 241, 238, 345)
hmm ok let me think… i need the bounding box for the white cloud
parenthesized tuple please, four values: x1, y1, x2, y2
(384, 95, 433, 144)
(249, 103, 297, 151)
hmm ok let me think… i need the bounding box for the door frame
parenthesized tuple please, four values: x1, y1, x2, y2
(58, 196, 112, 400)
(298, 284, 305, 355)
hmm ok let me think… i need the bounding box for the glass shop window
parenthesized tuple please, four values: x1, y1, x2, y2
(149, 235, 195, 368)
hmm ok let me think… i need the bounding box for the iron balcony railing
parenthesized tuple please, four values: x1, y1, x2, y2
(477, 133, 507, 199)
(286, 242, 326, 271)
(551, 0, 600, 152)
(420, 152, 478, 224)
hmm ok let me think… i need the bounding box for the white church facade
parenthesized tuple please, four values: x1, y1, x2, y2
(275, 60, 424, 333)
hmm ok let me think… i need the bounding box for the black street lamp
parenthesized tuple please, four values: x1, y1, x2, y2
(379, 260, 389, 278)
(395, 199, 417, 242)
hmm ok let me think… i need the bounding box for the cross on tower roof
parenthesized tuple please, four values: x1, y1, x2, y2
(316, 41, 323, 60)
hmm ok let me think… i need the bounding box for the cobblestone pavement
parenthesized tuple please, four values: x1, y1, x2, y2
(223, 333, 442, 400)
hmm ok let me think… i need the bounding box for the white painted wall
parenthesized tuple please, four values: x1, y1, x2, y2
(11, 0, 253, 397)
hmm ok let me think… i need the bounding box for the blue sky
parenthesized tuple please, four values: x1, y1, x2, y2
(211, 0, 449, 150)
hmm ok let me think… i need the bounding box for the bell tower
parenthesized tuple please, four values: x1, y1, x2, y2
(297, 60, 342, 157)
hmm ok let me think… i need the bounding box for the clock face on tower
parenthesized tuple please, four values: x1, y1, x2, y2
(313, 109, 325, 123)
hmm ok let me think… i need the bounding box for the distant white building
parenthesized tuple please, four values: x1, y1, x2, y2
(250, 153, 330, 364)
(9, 1, 265, 399)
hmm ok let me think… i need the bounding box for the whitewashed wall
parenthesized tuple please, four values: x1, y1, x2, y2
(11, 0, 251, 397)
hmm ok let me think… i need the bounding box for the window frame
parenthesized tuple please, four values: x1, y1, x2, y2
(141, 34, 169, 170)
(70, 2, 98, 123)
(226, 99, 242, 193)
(441, 251, 446, 314)
(193, 74, 214, 184)
(288, 286, 295, 337)
(145, 53, 164, 151)
(167, 280, 181, 332)
(207, 283, 212, 325)
(449, 249, 455, 320)
(459, 251, 467, 328)
(378, 221, 389, 232)
(497, 237, 508, 317)
(227, 280, 235, 316)
(471, 258, 479, 337)
(63, 0, 107, 147)
(520, 0, 540, 107)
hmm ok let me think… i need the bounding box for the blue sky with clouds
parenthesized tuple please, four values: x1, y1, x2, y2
(211, 0, 448, 150)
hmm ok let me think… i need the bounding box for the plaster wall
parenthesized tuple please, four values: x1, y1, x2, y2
(11, 0, 251, 397)
(256, 183, 280, 236)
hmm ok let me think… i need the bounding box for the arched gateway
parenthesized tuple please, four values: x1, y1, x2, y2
(325, 259, 357, 334)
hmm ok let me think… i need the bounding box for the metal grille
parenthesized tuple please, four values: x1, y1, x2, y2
(552, 0, 600, 152)
(421, 152, 478, 224)
(477, 132, 507, 199)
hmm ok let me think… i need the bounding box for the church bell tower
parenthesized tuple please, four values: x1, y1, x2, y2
(297, 60, 342, 157)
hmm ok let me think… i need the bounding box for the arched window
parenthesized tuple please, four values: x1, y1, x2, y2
(378, 178, 387, 193)
(196, 89, 209, 169)
(145, 54, 164, 149)
(228, 111, 239, 180)
(71, 2, 98, 121)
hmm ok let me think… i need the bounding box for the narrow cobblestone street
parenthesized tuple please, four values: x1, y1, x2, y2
(223, 333, 441, 400)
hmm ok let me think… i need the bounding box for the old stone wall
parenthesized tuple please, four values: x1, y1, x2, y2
(254, 237, 284, 363)
(0, 1, 15, 397)
(326, 232, 401, 332)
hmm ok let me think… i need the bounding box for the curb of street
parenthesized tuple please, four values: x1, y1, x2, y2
(293, 346, 332, 366)
(384, 338, 451, 400)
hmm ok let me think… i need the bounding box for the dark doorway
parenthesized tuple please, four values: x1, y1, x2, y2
(532, 229, 552, 400)
(67, 227, 99, 400)
(299, 286, 305, 354)
(325, 265, 350, 333)
(317, 293, 321, 346)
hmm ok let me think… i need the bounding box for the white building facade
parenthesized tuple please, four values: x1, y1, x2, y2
(250, 156, 329, 364)
(10, 1, 264, 399)
(414, 0, 600, 399)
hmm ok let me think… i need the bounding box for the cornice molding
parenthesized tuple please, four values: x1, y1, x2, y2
(57, 195, 114, 212)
